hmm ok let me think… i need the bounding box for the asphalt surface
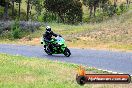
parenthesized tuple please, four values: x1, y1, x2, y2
(0, 44, 132, 75)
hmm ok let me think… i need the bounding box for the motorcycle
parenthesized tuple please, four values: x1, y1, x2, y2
(41, 36, 71, 57)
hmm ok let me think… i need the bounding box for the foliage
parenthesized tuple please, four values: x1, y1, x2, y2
(83, 0, 98, 6)
(65, 0, 83, 24)
(44, 0, 83, 24)
(103, 4, 116, 16)
(119, 3, 127, 13)
(43, 12, 57, 22)
(83, 0, 109, 17)
(0, 0, 131, 23)
(102, 3, 128, 16)
(30, 0, 44, 20)
(11, 20, 22, 39)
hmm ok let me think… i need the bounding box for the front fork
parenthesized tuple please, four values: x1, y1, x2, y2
(44, 45, 46, 49)
(44, 45, 46, 50)
(44, 44, 53, 53)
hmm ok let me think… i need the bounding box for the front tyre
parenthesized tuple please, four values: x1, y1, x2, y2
(44, 46, 52, 55)
(64, 48, 71, 57)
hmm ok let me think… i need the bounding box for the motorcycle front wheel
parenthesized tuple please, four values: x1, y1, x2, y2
(64, 48, 71, 57)
(44, 46, 52, 55)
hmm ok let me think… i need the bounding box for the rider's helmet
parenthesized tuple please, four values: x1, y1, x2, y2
(46, 26, 51, 33)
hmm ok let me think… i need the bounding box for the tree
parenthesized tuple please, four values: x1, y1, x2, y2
(1, 0, 21, 19)
(17, 0, 21, 18)
(65, 0, 83, 23)
(126, 0, 130, 8)
(83, 0, 99, 17)
(3, 0, 9, 19)
(83, 0, 109, 17)
(44, 0, 82, 24)
(26, 0, 30, 21)
(0, 0, 6, 7)
(114, 0, 117, 10)
(30, 0, 43, 20)
(11, 0, 15, 17)
(15, 0, 21, 19)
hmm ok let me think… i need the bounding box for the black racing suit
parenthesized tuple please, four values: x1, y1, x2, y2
(43, 31, 58, 52)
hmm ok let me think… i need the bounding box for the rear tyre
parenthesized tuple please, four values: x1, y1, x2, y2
(64, 48, 71, 57)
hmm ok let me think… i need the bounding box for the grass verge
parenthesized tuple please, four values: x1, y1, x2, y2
(0, 53, 132, 88)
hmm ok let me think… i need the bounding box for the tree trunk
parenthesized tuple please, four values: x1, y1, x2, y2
(27, 0, 30, 21)
(89, 6, 93, 17)
(12, 0, 15, 17)
(114, 0, 117, 8)
(18, 1, 21, 19)
(126, 0, 129, 8)
(93, 6, 96, 17)
(126, 0, 129, 4)
(3, 1, 8, 20)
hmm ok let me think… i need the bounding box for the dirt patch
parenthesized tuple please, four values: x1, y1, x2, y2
(19, 37, 40, 45)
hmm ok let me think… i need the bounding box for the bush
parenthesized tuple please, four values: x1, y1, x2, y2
(108, 5, 116, 16)
(37, 14, 44, 22)
(104, 3, 127, 16)
(119, 3, 127, 13)
(102, 4, 116, 17)
(11, 20, 23, 39)
(12, 27, 22, 39)
(43, 12, 57, 22)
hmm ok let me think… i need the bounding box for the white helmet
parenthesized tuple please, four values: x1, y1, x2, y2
(46, 26, 51, 31)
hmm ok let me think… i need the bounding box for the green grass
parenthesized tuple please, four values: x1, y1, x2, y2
(110, 44, 132, 51)
(0, 54, 132, 88)
(28, 23, 97, 38)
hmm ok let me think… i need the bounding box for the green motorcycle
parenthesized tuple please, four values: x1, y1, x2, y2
(41, 36, 71, 57)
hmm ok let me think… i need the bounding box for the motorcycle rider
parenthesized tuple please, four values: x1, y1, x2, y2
(43, 26, 58, 52)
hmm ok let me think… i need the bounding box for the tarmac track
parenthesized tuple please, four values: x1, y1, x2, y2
(0, 44, 132, 75)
